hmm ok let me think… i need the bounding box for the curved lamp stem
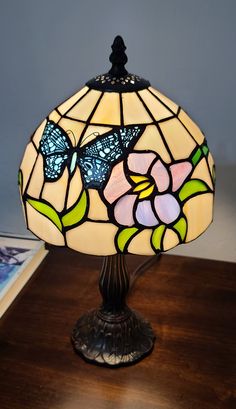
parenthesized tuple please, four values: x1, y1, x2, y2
(71, 254, 155, 367)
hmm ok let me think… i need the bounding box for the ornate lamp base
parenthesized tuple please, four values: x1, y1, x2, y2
(72, 307, 154, 366)
(71, 255, 155, 367)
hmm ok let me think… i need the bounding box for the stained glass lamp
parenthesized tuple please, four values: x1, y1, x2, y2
(19, 36, 215, 366)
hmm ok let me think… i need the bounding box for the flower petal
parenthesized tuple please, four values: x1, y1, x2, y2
(104, 161, 131, 204)
(128, 152, 156, 174)
(114, 194, 136, 226)
(154, 194, 180, 224)
(138, 184, 155, 199)
(130, 175, 149, 183)
(151, 159, 170, 192)
(170, 162, 192, 192)
(133, 181, 151, 192)
(136, 200, 159, 226)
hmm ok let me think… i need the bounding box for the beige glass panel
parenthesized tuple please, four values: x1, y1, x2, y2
(208, 152, 215, 175)
(88, 189, 108, 220)
(122, 92, 152, 125)
(48, 110, 61, 124)
(26, 155, 44, 198)
(183, 193, 213, 242)
(26, 202, 65, 245)
(138, 90, 173, 120)
(149, 87, 178, 114)
(178, 109, 205, 145)
(66, 222, 118, 255)
(42, 168, 69, 212)
(32, 119, 47, 148)
(191, 158, 213, 190)
(20, 143, 38, 193)
(66, 168, 83, 209)
(160, 118, 196, 160)
(58, 118, 85, 145)
(128, 229, 155, 255)
(57, 86, 89, 115)
(80, 125, 112, 147)
(66, 90, 102, 121)
(134, 125, 171, 163)
(163, 228, 179, 251)
(90, 92, 121, 125)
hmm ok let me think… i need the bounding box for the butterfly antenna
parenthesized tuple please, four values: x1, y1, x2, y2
(81, 132, 100, 145)
(67, 130, 76, 146)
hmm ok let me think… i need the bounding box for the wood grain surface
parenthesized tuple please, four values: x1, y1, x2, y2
(0, 249, 235, 409)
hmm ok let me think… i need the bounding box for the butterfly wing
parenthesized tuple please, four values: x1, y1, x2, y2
(43, 153, 70, 180)
(78, 156, 110, 188)
(39, 120, 72, 181)
(78, 126, 144, 188)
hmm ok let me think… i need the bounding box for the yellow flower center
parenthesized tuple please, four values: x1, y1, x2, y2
(130, 175, 155, 199)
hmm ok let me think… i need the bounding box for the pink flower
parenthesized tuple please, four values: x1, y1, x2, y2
(103, 152, 192, 227)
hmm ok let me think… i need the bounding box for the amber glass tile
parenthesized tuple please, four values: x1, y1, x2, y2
(91, 92, 121, 125)
(178, 109, 205, 145)
(122, 92, 152, 125)
(148, 87, 179, 114)
(183, 193, 213, 242)
(138, 90, 173, 121)
(66, 90, 102, 121)
(57, 86, 89, 115)
(160, 118, 196, 160)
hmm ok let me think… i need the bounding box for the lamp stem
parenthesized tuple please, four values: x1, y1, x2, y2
(71, 254, 155, 366)
(99, 255, 129, 314)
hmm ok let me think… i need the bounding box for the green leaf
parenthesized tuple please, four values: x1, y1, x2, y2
(191, 147, 202, 166)
(62, 190, 88, 228)
(173, 217, 187, 241)
(27, 198, 62, 231)
(151, 225, 166, 251)
(18, 170, 23, 192)
(179, 179, 209, 202)
(202, 145, 209, 156)
(117, 227, 139, 252)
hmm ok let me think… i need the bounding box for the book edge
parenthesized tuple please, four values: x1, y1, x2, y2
(0, 246, 48, 318)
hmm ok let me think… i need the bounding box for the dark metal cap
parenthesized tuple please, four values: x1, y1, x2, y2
(86, 36, 150, 92)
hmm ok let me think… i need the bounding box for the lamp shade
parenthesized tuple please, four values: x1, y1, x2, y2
(19, 37, 215, 256)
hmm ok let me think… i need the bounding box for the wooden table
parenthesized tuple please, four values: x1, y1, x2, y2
(0, 249, 235, 409)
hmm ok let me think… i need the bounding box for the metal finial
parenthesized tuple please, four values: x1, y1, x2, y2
(108, 35, 128, 77)
(86, 35, 150, 91)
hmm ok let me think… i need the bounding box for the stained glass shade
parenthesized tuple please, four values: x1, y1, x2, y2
(19, 44, 215, 257)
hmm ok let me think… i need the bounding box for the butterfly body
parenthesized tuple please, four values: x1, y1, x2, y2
(70, 151, 78, 174)
(39, 120, 144, 188)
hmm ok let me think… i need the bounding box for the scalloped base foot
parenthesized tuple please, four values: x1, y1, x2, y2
(71, 307, 155, 367)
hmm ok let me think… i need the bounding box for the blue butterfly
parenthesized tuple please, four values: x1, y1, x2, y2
(39, 120, 145, 189)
